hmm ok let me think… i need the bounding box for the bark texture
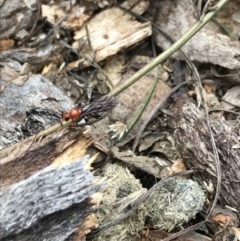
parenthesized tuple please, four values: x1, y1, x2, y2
(174, 102, 240, 217)
(0, 156, 103, 241)
(0, 129, 102, 240)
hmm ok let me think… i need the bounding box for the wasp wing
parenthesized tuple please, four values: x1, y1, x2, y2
(76, 95, 118, 123)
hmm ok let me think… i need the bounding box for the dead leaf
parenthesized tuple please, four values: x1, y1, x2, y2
(150, 140, 177, 161)
(204, 81, 218, 93)
(139, 132, 165, 152)
(111, 147, 170, 178)
(0, 39, 14, 51)
(160, 159, 187, 178)
(180, 231, 212, 241)
(195, 86, 220, 108)
(140, 229, 171, 241)
(41, 63, 53, 75)
(221, 86, 240, 110)
(41, 5, 65, 25)
(211, 207, 239, 227)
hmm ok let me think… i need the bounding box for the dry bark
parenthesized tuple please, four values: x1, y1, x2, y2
(174, 102, 240, 218)
(0, 156, 101, 240)
(0, 128, 92, 189)
(0, 129, 102, 241)
(0, 68, 73, 149)
(0, 0, 38, 40)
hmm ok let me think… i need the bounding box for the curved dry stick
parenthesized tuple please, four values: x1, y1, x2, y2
(18, 0, 41, 46)
(132, 81, 190, 153)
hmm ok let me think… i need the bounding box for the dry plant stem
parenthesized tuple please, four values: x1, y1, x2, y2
(0, 73, 21, 94)
(0, 111, 112, 157)
(197, 0, 203, 15)
(60, 40, 113, 88)
(110, 0, 229, 97)
(17, 0, 41, 46)
(85, 24, 96, 62)
(37, 14, 70, 47)
(118, 5, 194, 73)
(208, 109, 240, 115)
(200, 0, 218, 21)
(200, 0, 212, 20)
(123, 69, 158, 138)
(193, 63, 222, 224)
(122, 54, 159, 140)
(93, 141, 110, 155)
(161, 69, 223, 241)
(132, 81, 190, 152)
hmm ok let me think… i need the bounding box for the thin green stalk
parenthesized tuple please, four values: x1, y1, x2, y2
(120, 67, 159, 140)
(109, 0, 229, 97)
(211, 18, 233, 40)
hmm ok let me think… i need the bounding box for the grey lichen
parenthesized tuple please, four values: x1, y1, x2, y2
(90, 165, 206, 240)
(145, 176, 206, 231)
(92, 164, 148, 241)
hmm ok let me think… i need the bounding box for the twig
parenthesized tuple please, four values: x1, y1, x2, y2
(121, 67, 159, 141)
(219, 99, 240, 109)
(120, 37, 159, 140)
(197, 0, 203, 16)
(200, 0, 219, 22)
(60, 40, 114, 89)
(85, 24, 96, 62)
(208, 108, 240, 115)
(161, 63, 223, 241)
(36, 14, 70, 47)
(17, 0, 41, 46)
(131, 81, 191, 152)
(193, 63, 222, 215)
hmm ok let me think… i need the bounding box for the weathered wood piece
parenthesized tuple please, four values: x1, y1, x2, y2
(151, 0, 240, 69)
(68, 1, 151, 69)
(0, 128, 92, 189)
(174, 102, 240, 217)
(0, 0, 38, 39)
(0, 68, 102, 240)
(0, 66, 73, 149)
(0, 46, 63, 65)
(0, 155, 104, 241)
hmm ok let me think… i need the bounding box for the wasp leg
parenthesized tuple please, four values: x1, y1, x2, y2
(83, 117, 96, 128)
(90, 113, 103, 119)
